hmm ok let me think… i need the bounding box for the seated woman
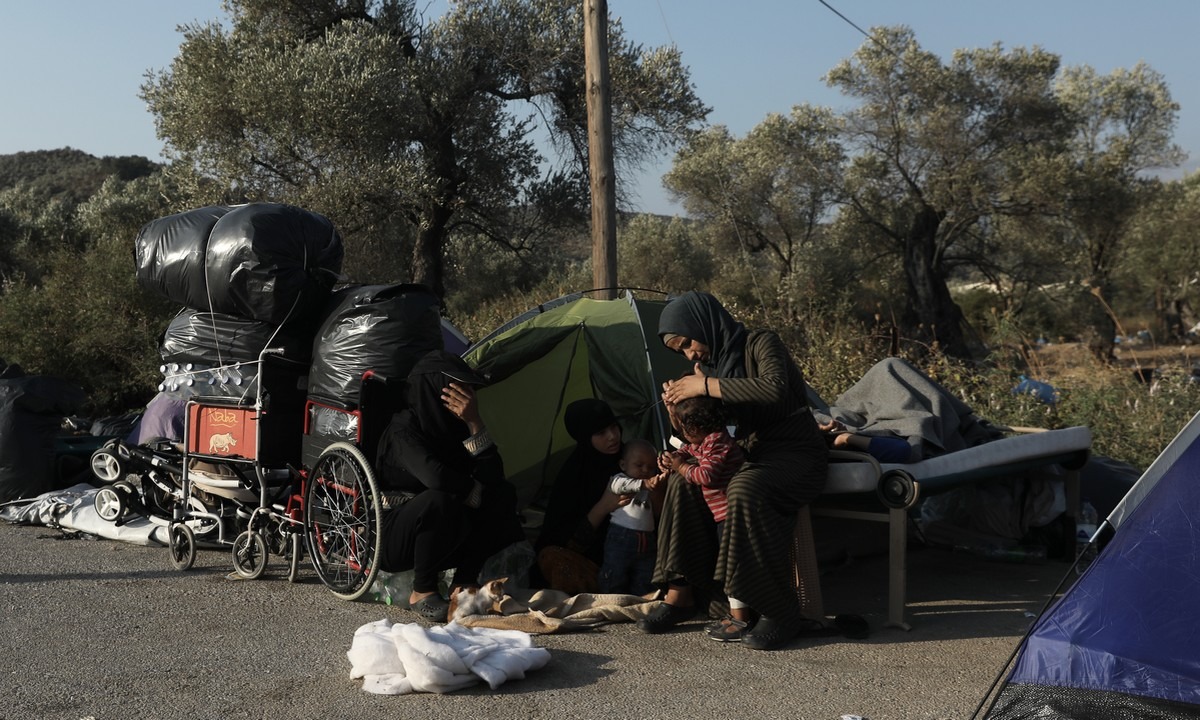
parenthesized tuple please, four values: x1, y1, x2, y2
(374, 350, 524, 622)
(533, 398, 630, 595)
(638, 291, 829, 650)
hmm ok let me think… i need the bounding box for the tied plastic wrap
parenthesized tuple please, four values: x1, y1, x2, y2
(307, 284, 444, 407)
(134, 205, 231, 312)
(159, 308, 313, 367)
(135, 203, 344, 325)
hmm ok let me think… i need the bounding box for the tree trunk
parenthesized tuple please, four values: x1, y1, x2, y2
(900, 206, 971, 358)
(1081, 280, 1116, 361)
(411, 203, 451, 298)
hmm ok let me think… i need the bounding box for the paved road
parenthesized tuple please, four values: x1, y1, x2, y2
(0, 519, 1070, 720)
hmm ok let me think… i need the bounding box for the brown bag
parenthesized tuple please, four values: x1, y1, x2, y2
(536, 545, 599, 595)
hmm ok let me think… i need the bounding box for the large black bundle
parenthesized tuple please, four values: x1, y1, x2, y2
(307, 284, 443, 407)
(160, 308, 312, 367)
(135, 203, 344, 325)
(0, 371, 86, 503)
(157, 308, 313, 399)
(134, 205, 231, 311)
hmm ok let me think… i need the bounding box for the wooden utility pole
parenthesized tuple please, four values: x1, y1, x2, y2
(584, 0, 617, 299)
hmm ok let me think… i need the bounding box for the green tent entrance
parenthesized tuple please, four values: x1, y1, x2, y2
(465, 291, 691, 510)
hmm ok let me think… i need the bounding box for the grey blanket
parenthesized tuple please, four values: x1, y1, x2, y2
(812, 358, 1004, 461)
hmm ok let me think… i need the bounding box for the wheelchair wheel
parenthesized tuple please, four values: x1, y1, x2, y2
(304, 442, 383, 601)
(232, 530, 269, 580)
(90, 446, 125, 484)
(168, 523, 196, 571)
(93, 486, 127, 523)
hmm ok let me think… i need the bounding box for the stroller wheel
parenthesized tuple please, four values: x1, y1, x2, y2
(232, 530, 269, 580)
(90, 448, 125, 484)
(168, 523, 196, 571)
(93, 486, 126, 523)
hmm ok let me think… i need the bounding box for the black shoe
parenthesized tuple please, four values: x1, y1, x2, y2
(743, 616, 800, 651)
(706, 617, 753, 643)
(636, 603, 696, 634)
(410, 593, 450, 623)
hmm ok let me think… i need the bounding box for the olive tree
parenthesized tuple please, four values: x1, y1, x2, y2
(825, 27, 1072, 358)
(142, 0, 708, 295)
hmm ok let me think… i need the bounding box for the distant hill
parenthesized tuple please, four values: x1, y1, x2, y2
(0, 148, 161, 204)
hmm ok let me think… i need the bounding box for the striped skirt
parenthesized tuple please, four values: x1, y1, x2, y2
(652, 441, 826, 628)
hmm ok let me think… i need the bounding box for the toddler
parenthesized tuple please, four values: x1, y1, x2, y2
(597, 438, 663, 595)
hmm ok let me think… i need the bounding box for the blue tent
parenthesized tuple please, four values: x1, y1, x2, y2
(982, 411, 1200, 719)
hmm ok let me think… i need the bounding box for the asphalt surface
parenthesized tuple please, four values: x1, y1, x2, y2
(0, 519, 1073, 720)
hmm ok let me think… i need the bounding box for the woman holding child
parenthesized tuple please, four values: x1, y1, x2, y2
(533, 398, 630, 594)
(638, 291, 829, 650)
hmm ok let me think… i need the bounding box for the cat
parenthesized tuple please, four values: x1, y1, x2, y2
(447, 577, 508, 622)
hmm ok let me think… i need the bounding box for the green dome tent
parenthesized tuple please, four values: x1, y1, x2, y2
(464, 291, 691, 510)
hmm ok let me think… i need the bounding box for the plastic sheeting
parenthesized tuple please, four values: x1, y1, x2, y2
(307, 284, 443, 407)
(0, 373, 86, 502)
(135, 203, 344, 326)
(160, 308, 312, 366)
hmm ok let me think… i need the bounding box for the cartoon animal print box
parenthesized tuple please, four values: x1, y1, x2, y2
(187, 404, 259, 460)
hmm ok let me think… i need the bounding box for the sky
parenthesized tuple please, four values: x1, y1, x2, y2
(1, 1, 1197, 216)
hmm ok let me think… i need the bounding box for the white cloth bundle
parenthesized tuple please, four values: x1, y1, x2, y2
(347, 619, 551, 695)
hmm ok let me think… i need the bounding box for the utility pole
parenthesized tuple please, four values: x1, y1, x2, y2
(584, 0, 617, 299)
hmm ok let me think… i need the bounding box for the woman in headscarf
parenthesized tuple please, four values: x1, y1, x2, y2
(532, 398, 630, 594)
(374, 350, 524, 622)
(637, 291, 828, 650)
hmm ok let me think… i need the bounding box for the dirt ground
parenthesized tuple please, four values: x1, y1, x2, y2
(1025, 339, 1200, 385)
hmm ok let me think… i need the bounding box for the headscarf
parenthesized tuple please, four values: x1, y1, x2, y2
(658, 291, 748, 378)
(563, 397, 618, 444)
(403, 349, 489, 458)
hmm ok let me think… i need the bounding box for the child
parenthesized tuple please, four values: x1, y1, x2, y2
(597, 438, 663, 595)
(665, 395, 744, 525)
(664, 394, 749, 641)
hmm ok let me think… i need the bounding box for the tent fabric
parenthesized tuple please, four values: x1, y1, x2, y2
(464, 292, 690, 509)
(984, 411, 1200, 719)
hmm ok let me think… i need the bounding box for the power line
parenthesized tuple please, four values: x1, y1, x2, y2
(816, 0, 903, 62)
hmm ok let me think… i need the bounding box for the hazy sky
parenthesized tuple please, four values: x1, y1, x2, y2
(2, 1, 1196, 215)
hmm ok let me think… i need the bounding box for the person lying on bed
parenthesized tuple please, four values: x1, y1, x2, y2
(817, 418, 914, 463)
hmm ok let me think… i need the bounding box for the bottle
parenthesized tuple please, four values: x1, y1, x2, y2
(1075, 498, 1099, 575)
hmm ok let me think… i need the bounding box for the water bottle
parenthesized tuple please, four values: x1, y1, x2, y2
(1075, 498, 1099, 575)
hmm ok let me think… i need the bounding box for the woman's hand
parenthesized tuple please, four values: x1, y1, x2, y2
(662, 363, 712, 405)
(587, 491, 633, 527)
(443, 382, 484, 434)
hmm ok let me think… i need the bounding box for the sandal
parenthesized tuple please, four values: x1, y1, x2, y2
(706, 617, 753, 643)
(410, 593, 450, 622)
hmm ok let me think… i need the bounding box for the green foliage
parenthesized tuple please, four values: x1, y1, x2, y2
(142, 0, 708, 295)
(0, 175, 178, 414)
(615, 214, 713, 293)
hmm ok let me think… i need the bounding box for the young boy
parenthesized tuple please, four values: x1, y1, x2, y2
(597, 438, 663, 595)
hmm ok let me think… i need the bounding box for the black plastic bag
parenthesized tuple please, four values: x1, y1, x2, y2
(134, 203, 344, 326)
(307, 284, 443, 407)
